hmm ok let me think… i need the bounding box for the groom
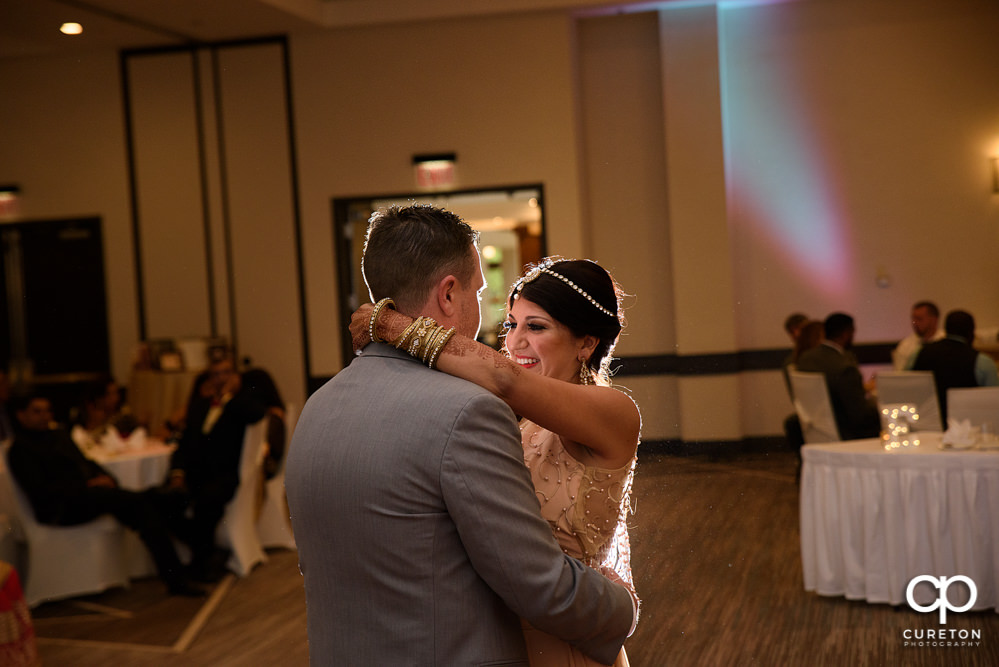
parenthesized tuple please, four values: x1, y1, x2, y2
(285, 204, 633, 665)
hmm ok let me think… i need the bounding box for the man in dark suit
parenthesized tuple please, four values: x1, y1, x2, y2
(796, 312, 880, 440)
(913, 309, 999, 424)
(7, 394, 199, 596)
(167, 350, 267, 581)
(285, 205, 633, 665)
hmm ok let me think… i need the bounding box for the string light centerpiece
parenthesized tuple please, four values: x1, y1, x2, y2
(880, 403, 922, 450)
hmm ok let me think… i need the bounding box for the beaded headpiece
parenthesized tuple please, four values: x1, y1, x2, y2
(514, 264, 616, 318)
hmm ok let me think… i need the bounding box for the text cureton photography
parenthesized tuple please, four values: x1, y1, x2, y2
(903, 575, 985, 649)
(903, 628, 982, 648)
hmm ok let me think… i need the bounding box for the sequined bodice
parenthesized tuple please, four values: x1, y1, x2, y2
(520, 420, 635, 583)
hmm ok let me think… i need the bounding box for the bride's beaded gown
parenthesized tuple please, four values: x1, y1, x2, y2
(519, 420, 637, 667)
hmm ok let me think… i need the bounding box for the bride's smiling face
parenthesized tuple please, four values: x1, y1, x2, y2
(503, 297, 587, 382)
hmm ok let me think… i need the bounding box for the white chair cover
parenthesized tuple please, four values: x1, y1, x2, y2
(255, 404, 297, 550)
(947, 386, 999, 428)
(4, 453, 129, 607)
(215, 419, 268, 577)
(789, 370, 842, 443)
(875, 370, 943, 432)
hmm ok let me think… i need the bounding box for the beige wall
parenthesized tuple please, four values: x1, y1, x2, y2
(2, 0, 998, 444)
(576, 12, 680, 440)
(0, 52, 138, 382)
(291, 12, 587, 375)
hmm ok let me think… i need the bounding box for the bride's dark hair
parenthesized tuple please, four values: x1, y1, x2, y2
(508, 257, 625, 384)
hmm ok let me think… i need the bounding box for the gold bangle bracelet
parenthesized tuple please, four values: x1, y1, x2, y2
(369, 298, 395, 344)
(428, 327, 455, 369)
(393, 318, 421, 348)
(421, 326, 445, 364)
(406, 316, 437, 358)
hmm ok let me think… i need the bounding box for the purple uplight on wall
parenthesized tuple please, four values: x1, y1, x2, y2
(718, 3, 853, 298)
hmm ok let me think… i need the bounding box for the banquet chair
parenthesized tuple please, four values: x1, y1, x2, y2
(946, 386, 999, 428)
(255, 404, 297, 550)
(874, 370, 943, 432)
(215, 419, 268, 577)
(4, 456, 129, 607)
(789, 370, 841, 444)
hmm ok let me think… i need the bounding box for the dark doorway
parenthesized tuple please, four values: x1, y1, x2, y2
(1, 217, 111, 406)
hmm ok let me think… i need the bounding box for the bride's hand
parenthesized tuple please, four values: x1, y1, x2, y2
(349, 304, 375, 353)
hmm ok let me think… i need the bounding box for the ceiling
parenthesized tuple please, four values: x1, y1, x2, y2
(0, 0, 328, 59)
(0, 0, 657, 60)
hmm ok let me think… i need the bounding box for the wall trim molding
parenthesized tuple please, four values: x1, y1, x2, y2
(307, 342, 896, 392)
(612, 342, 894, 377)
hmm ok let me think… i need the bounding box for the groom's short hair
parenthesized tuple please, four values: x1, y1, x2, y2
(362, 205, 479, 312)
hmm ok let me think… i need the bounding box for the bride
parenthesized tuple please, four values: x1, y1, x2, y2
(353, 256, 640, 667)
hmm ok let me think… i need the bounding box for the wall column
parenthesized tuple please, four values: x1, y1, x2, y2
(660, 6, 742, 443)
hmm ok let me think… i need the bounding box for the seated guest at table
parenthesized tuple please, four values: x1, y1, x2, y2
(783, 320, 824, 450)
(784, 312, 810, 344)
(166, 349, 267, 581)
(239, 364, 286, 480)
(912, 309, 999, 425)
(892, 300, 943, 370)
(781, 313, 812, 396)
(6, 394, 200, 596)
(796, 312, 881, 440)
(70, 377, 125, 452)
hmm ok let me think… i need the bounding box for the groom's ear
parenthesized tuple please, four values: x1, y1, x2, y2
(436, 274, 459, 317)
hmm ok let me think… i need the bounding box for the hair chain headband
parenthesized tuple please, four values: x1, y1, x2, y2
(515, 266, 615, 318)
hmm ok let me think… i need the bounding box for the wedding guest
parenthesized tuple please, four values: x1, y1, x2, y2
(796, 312, 880, 440)
(70, 377, 128, 452)
(893, 301, 943, 370)
(784, 312, 809, 345)
(913, 309, 999, 424)
(781, 313, 812, 398)
(7, 394, 199, 596)
(240, 365, 286, 480)
(166, 349, 267, 582)
(783, 320, 824, 452)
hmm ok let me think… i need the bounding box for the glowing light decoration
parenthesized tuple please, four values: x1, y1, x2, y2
(718, 4, 853, 297)
(879, 403, 922, 450)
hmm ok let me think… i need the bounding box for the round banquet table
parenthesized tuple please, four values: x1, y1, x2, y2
(800, 432, 999, 611)
(89, 441, 174, 491)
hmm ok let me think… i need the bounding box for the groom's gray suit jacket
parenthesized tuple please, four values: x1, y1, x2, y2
(286, 344, 632, 666)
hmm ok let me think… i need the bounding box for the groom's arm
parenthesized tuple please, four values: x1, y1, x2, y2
(441, 392, 633, 665)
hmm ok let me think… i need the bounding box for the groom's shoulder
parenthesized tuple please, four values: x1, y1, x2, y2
(320, 348, 499, 403)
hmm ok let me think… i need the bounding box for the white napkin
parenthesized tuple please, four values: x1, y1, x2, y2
(125, 426, 148, 450)
(943, 418, 977, 448)
(100, 425, 126, 454)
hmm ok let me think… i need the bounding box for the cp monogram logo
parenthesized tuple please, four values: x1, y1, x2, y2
(906, 575, 977, 624)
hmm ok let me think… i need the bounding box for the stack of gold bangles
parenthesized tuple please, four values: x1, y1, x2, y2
(369, 298, 456, 370)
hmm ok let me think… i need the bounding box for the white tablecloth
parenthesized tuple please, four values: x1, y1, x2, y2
(95, 442, 174, 490)
(800, 433, 999, 611)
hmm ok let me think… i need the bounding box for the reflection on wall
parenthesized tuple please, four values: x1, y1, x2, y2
(719, 5, 853, 299)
